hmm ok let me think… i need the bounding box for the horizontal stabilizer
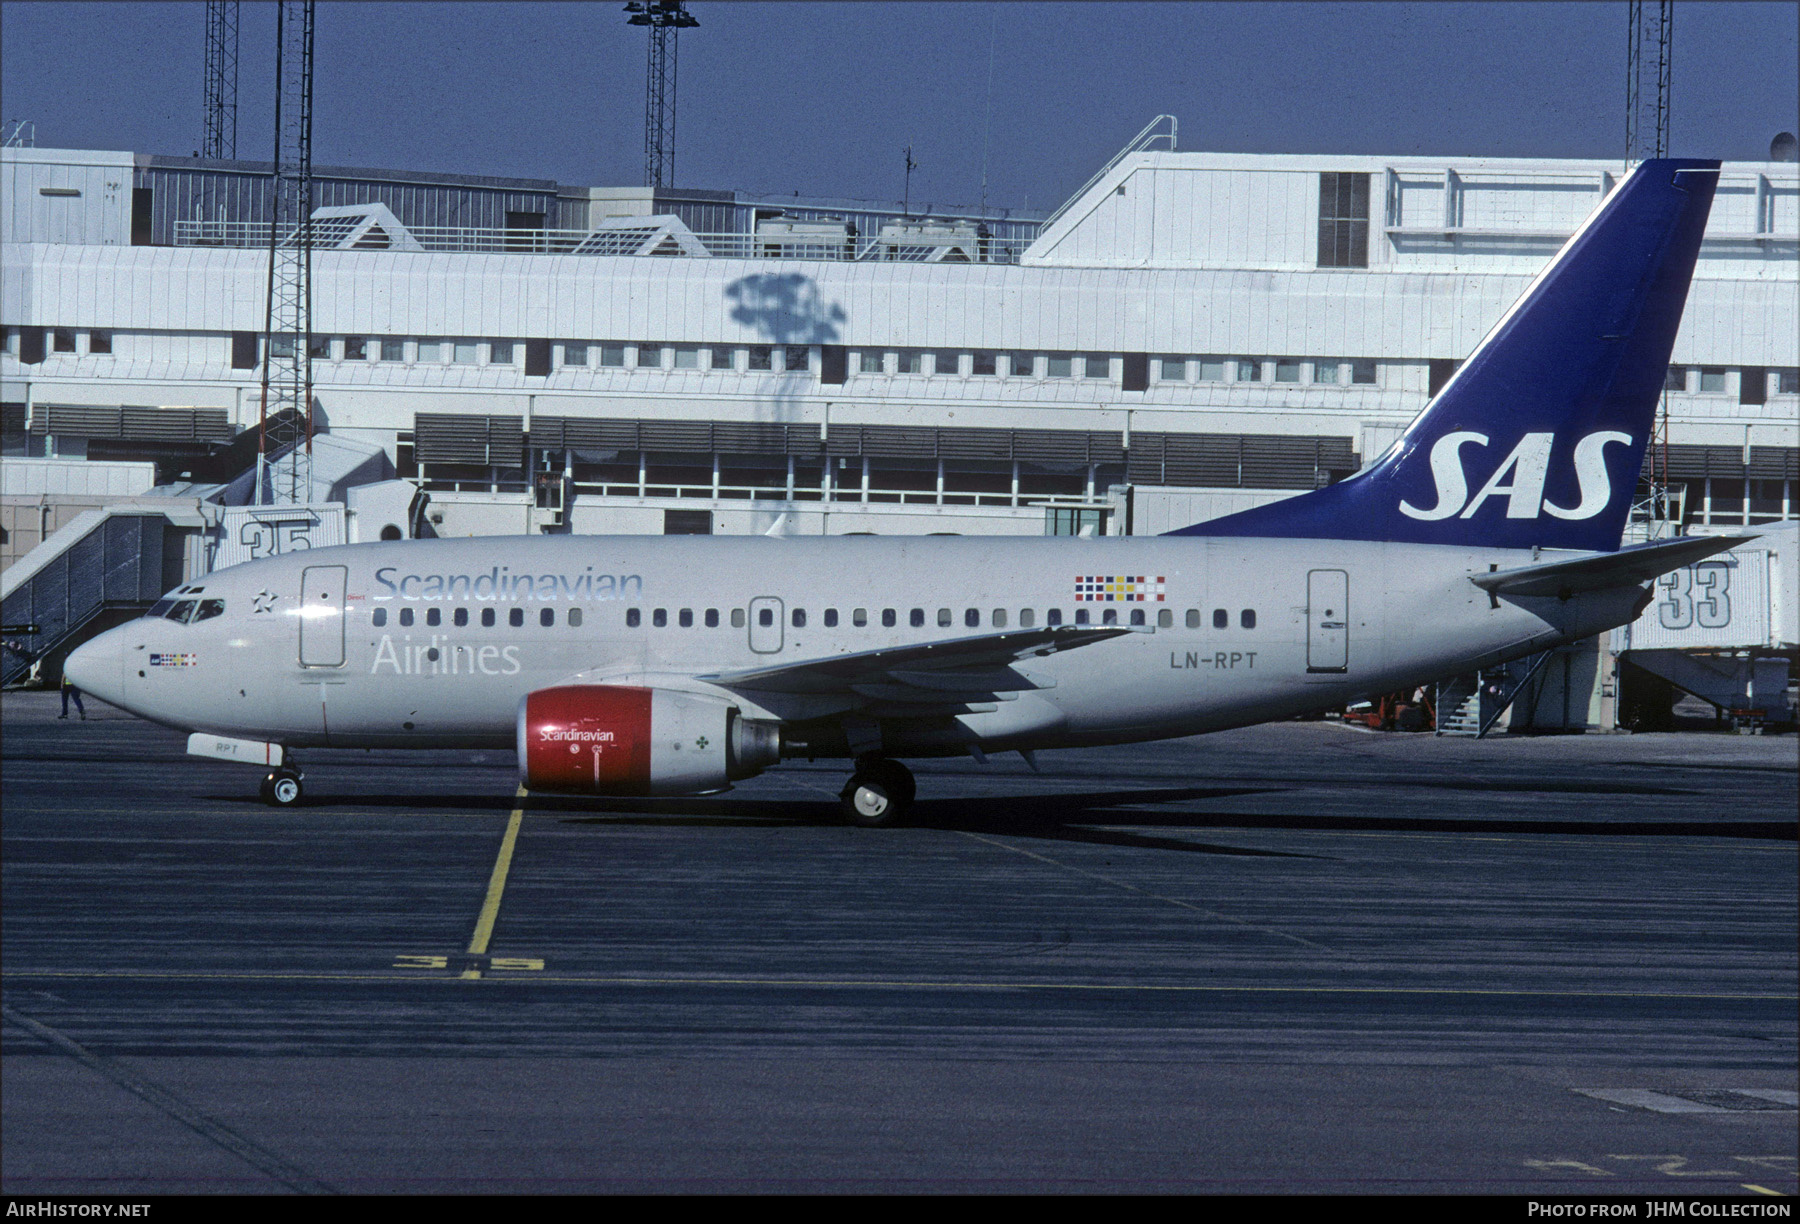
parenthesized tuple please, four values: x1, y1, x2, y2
(1471, 534, 1755, 599)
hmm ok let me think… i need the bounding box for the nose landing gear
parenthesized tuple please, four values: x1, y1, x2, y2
(839, 757, 915, 828)
(259, 767, 305, 807)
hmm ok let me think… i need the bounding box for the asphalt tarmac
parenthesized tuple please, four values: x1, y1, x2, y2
(2, 689, 1795, 1195)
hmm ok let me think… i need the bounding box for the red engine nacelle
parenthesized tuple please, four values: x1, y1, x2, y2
(516, 685, 779, 796)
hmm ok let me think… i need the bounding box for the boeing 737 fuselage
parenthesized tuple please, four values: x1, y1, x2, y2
(63, 159, 1742, 824)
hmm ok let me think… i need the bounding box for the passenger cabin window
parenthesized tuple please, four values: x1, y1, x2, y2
(679, 609, 693, 628)
(704, 609, 718, 628)
(1241, 609, 1256, 629)
(626, 608, 641, 627)
(653, 609, 668, 628)
(910, 609, 925, 627)
(1076, 609, 1091, 625)
(1019, 609, 1035, 628)
(400, 608, 414, 627)
(882, 609, 897, 627)
(454, 608, 468, 627)
(1130, 609, 1145, 626)
(792, 608, 806, 628)
(758, 608, 773, 627)
(426, 608, 440, 626)
(1213, 609, 1228, 629)
(1047, 610, 1063, 626)
(482, 608, 496, 628)
(540, 608, 554, 627)
(372, 607, 387, 627)
(509, 608, 524, 627)
(937, 609, 952, 627)
(824, 609, 839, 627)
(731, 609, 745, 628)
(853, 608, 868, 627)
(992, 609, 1007, 628)
(1102, 609, 1117, 625)
(1186, 609, 1201, 628)
(1158, 609, 1173, 628)
(568, 608, 582, 627)
(964, 609, 979, 628)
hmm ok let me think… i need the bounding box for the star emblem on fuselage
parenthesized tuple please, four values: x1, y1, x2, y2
(253, 590, 279, 614)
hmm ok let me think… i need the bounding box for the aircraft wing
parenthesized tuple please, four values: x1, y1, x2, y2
(698, 625, 1134, 716)
(1471, 534, 1756, 599)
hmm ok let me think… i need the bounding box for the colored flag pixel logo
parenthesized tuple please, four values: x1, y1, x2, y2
(1075, 576, 1166, 602)
(149, 653, 198, 667)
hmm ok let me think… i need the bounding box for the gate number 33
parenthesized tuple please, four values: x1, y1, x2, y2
(1657, 562, 1731, 630)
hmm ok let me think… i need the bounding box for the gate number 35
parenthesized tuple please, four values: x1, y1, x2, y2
(1657, 562, 1731, 630)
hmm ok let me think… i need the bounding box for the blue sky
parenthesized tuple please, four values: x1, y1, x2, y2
(3, 2, 1796, 214)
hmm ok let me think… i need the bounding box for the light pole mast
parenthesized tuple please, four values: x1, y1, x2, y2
(625, 1, 699, 188)
(257, 0, 315, 505)
(202, 1, 239, 159)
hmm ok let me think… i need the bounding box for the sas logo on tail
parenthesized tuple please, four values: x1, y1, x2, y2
(1399, 431, 1632, 522)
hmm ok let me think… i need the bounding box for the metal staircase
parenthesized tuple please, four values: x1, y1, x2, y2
(1, 506, 203, 686)
(1433, 652, 1555, 737)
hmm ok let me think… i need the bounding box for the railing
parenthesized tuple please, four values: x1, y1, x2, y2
(1037, 114, 1178, 234)
(172, 220, 1037, 263)
(424, 476, 1105, 509)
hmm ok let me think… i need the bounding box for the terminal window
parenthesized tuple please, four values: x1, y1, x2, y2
(1160, 358, 1188, 381)
(860, 351, 884, 374)
(88, 331, 111, 355)
(1047, 355, 1072, 377)
(381, 339, 405, 362)
(748, 346, 772, 371)
(53, 328, 76, 353)
(785, 347, 809, 372)
(1665, 365, 1687, 392)
(490, 341, 514, 365)
(1698, 367, 1726, 393)
(1312, 360, 1340, 384)
(344, 337, 366, 360)
(1350, 359, 1377, 385)
(1318, 171, 1370, 268)
(899, 350, 925, 374)
(972, 352, 996, 376)
(1082, 355, 1110, 379)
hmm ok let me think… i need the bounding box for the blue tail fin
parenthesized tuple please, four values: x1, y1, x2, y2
(1168, 158, 1720, 551)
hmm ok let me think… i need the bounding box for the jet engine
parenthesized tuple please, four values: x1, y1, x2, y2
(516, 685, 780, 795)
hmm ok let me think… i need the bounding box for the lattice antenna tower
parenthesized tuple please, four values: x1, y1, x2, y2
(1626, 0, 1672, 167)
(202, 1, 239, 159)
(625, 1, 698, 188)
(256, 0, 315, 505)
(1626, 1, 1676, 535)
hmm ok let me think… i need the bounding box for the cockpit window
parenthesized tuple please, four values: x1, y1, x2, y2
(145, 599, 176, 619)
(192, 599, 226, 622)
(166, 600, 198, 623)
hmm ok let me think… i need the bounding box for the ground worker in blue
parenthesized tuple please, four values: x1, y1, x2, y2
(60, 672, 85, 720)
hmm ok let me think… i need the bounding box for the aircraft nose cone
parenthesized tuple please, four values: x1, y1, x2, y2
(63, 628, 125, 705)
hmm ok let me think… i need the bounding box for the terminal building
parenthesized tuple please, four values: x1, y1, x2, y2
(3, 132, 1796, 725)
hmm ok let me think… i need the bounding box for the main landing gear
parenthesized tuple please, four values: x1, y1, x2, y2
(839, 757, 915, 828)
(258, 766, 305, 807)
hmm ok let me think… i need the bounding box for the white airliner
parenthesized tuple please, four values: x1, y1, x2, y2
(64, 158, 1745, 826)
